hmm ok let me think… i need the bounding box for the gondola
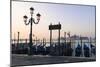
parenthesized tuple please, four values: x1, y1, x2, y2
(75, 43, 81, 57)
(83, 44, 90, 57)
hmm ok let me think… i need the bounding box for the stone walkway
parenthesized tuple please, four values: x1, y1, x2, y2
(11, 54, 96, 67)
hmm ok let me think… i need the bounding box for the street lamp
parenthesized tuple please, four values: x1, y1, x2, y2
(30, 7, 34, 14)
(23, 15, 28, 23)
(23, 7, 41, 55)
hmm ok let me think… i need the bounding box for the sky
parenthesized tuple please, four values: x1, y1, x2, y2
(11, 1, 96, 40)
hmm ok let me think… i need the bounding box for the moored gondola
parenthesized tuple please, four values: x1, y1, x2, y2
(75, 43, 82, 57)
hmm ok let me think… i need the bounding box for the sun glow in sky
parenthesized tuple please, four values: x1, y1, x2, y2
(11, 1, 95, 40)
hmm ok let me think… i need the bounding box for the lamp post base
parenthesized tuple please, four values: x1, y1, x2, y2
(28, 46, 33, 55)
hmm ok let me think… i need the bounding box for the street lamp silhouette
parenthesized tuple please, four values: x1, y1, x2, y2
(23, 7, 41, 55)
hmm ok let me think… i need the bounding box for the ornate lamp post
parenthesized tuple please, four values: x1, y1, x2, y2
(23, 7, 41, 55)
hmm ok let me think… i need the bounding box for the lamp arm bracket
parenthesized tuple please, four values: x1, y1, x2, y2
(25, 19, 30, 25)
(32, 18, 39, 24)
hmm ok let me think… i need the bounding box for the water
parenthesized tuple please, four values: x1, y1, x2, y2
(11, 39, 96, 57)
